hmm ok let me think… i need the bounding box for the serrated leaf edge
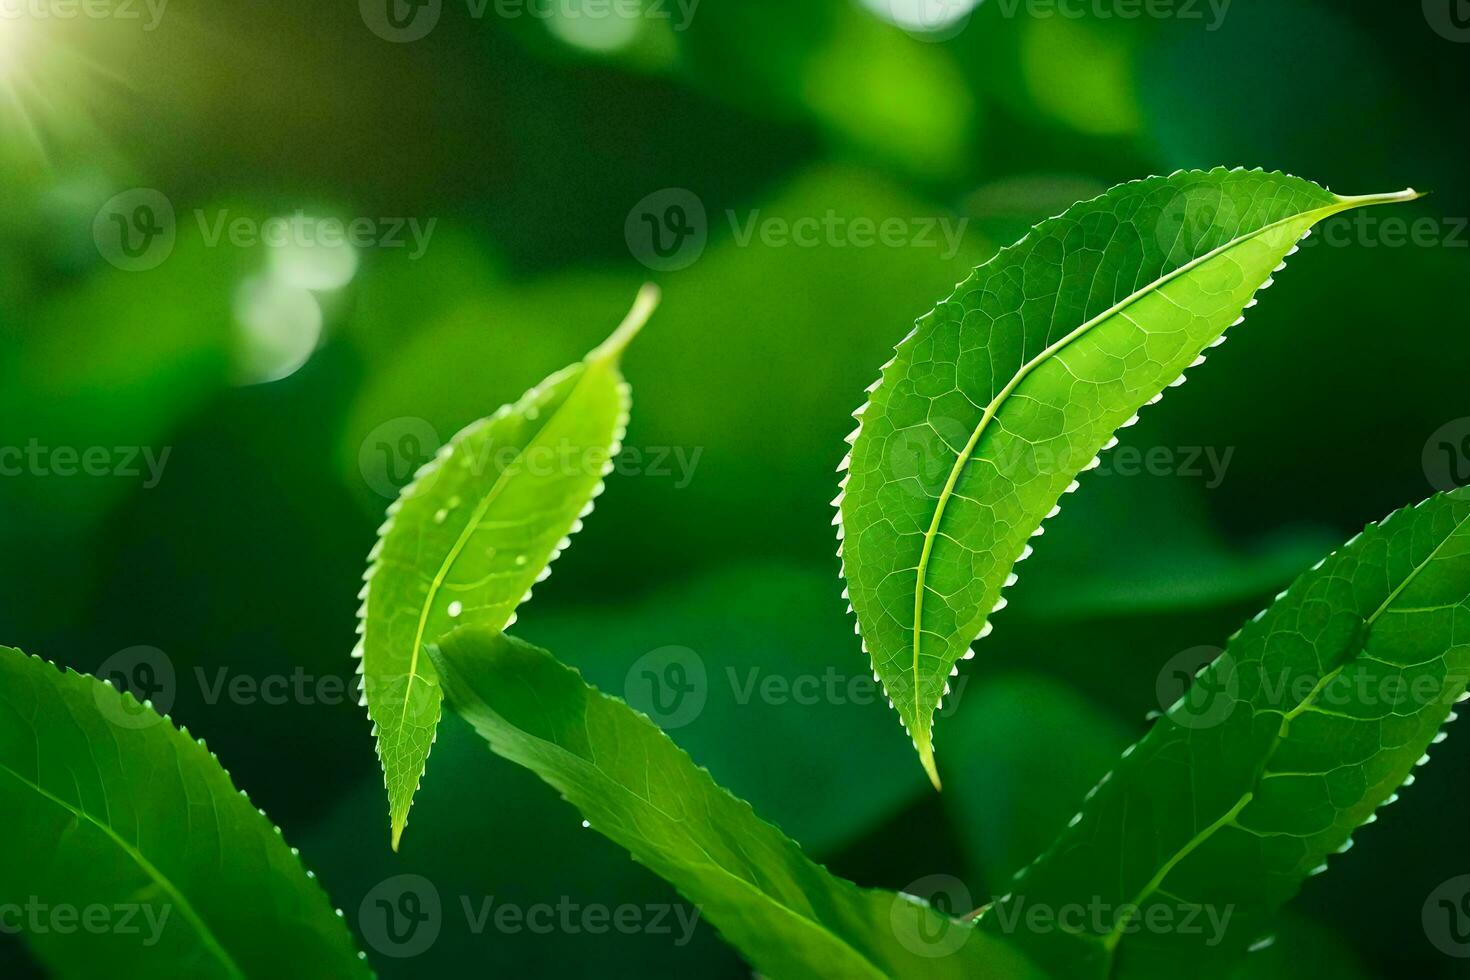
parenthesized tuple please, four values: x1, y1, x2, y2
(981, 491, 1470, 956)
(3, 648, 375, 976)
(438, 639, 984, 980)
(356, 285, 659, 849)
(833, 166, 1415, 785)
(353, 372, 633, 848)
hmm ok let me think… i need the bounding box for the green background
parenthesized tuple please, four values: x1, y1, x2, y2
(2, 0, 1467, 975)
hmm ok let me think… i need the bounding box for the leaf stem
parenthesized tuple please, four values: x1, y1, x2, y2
(590, 283, 661, 363)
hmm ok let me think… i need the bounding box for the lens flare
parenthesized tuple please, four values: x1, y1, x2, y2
(0, 8, 129, 167)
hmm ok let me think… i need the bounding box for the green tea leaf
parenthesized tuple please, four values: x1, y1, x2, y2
(429, 628, 1045, 980)
(835, 168, 1421, 786)
(978, 489, 1470, 978)
(0, 647, 369, 979)
(359, 284, 658, 850)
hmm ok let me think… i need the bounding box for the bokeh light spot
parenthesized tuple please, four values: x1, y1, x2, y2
(858, 0, 982, 38)
(264, 214, 360, 292)
(546, 1, 642, 53)
(232, 274, 323, 385)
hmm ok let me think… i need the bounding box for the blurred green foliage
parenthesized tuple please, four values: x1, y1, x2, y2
(2, 0, 1468, 975)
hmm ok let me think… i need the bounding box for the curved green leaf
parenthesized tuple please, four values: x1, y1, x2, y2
(978, 488, 1470, 978)
(0, 647, 369, 979)
(835, 168, 1421, 785)
(429, 628, 1045, 980)
(359, 285, 658, 850)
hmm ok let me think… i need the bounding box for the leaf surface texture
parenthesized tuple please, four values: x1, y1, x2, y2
(837, 168, 1419, 782)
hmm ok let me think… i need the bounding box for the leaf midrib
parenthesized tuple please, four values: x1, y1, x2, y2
(907, 198, 1358, 725)
(1097, 507, 1470, 969)
(452, 664, 899, 980)
(0, 760, 246, 979)
(393, 363, 605, 731)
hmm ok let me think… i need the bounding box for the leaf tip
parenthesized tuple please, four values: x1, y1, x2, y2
(1334, 187, 1426, 209)
(590, 283, 661, 364)
(918, 740, 942, 792)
